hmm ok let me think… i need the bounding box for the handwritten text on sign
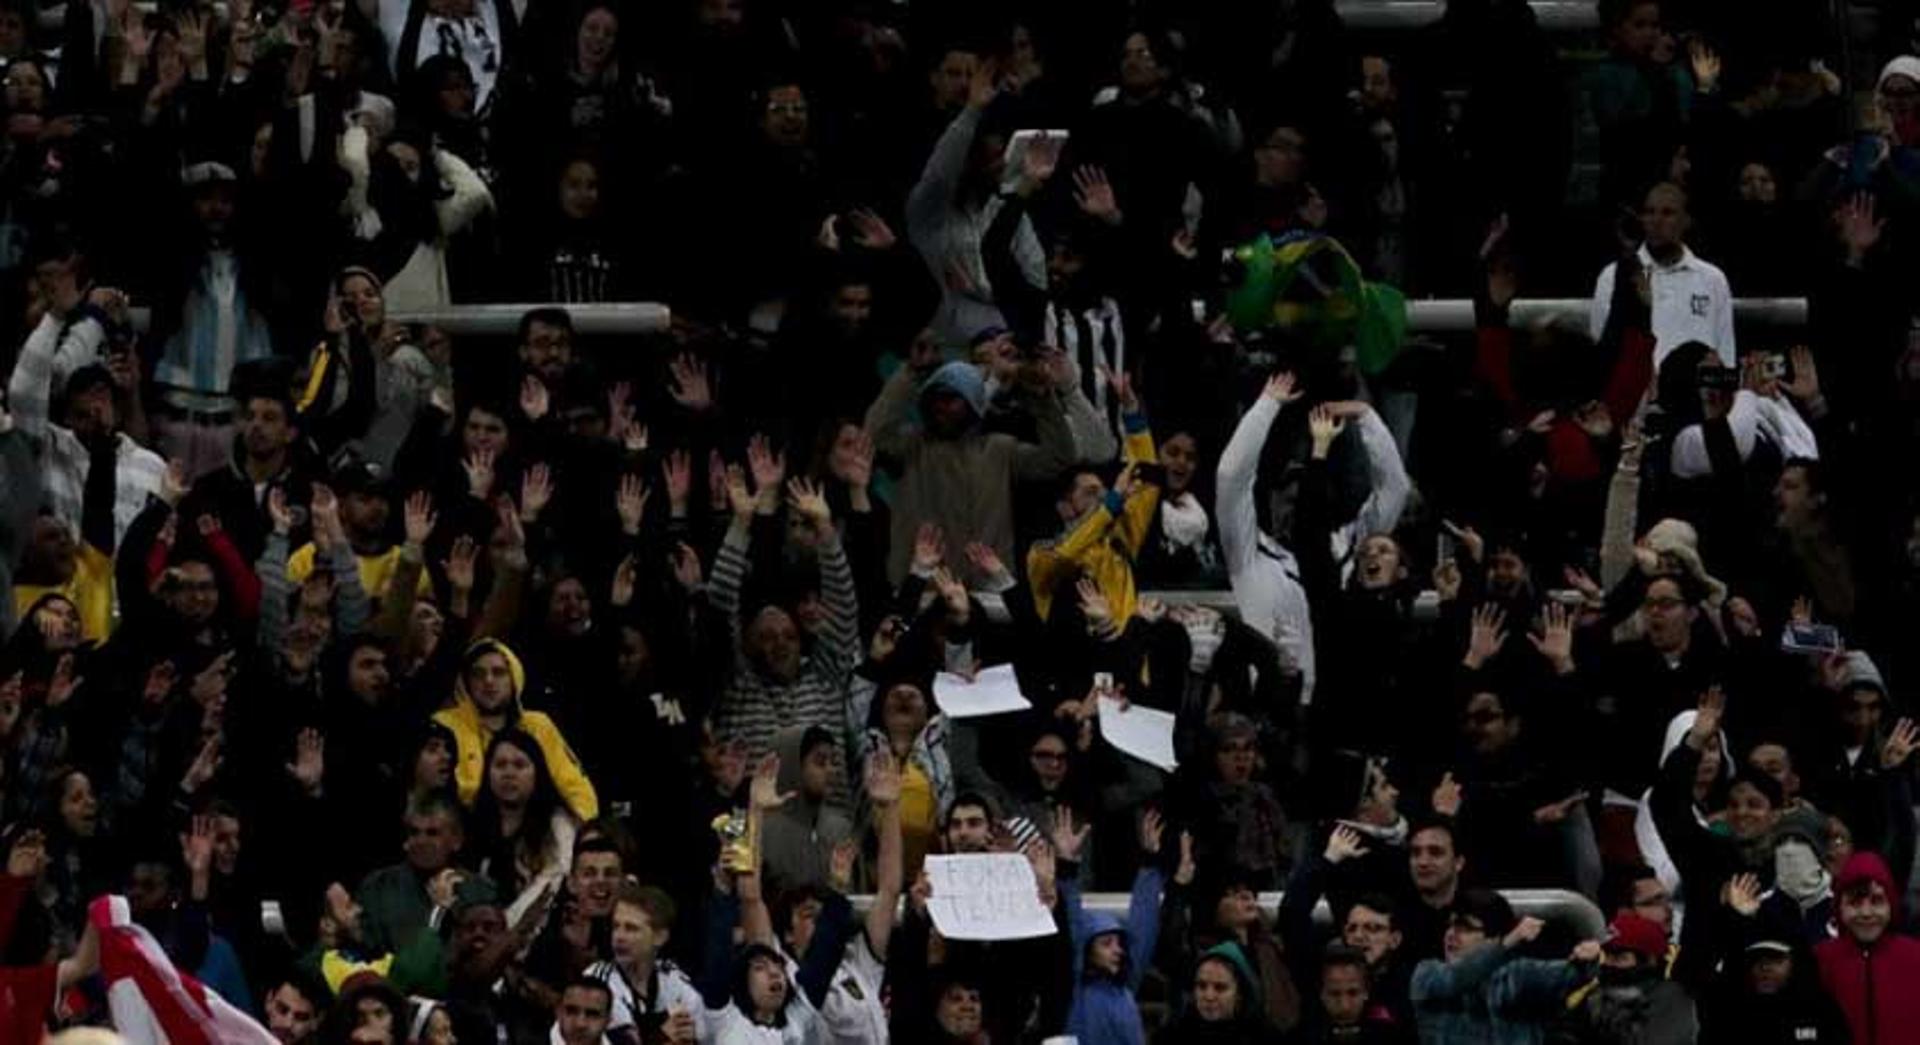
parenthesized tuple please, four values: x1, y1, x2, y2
(924, 854, 1059, 941)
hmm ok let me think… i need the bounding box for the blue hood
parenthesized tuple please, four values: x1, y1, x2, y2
(1080, 910, 1131, 980)
(921, 361, 989, 419)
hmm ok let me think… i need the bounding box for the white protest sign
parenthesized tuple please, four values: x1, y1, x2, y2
(1097, 697, 1178, 771)
(932, 664, 1032, 719)
(924, 853, 1058, 941)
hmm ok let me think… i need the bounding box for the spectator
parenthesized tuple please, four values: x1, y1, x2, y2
(1589, 183, 1736, 370)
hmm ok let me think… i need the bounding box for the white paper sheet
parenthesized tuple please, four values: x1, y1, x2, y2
(932, 664, 1032, 718)
(1097, 697, 1179, 771)
(924, 853, 1058, 941)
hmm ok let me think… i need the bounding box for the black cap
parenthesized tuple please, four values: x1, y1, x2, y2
(332, 458, 392, 497)
(64, 364, 115, 400)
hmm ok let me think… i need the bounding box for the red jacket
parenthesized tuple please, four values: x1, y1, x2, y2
(1816, 853, 1920, 1045)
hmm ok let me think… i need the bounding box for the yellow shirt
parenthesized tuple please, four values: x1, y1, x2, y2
(16, 543, 114, 644)
(287, 543, 431, 601)
(899, 760, 937, 880)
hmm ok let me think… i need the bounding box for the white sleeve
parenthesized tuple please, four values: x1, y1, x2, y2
(1669, 391, 1761, 478)
(1215, 396, 1281, 580)
(1345, 406, 1410, 547)
(1590, 262, 1617, 344)
(1752, 395, 1818, 462)
(432, 148, 494, 237)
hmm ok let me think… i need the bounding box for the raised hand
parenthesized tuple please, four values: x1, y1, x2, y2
(442, 536, 479, 593)
(1881, 717, 1918, 770)
(1570, 939, 1605, 964)
(963, 541, 1008, 585)
(404, 491, 436, 547)
(1463, 604, 1508, 669)
(1325, 823, 1370, 865)
(1263, 370, 1302, 405)
(267, 487, 295, 536)
(708, 450, 731, 512)
(1687, 37, 1721, 92)
(46, 654, 81, 708)
(519, 374, 550, 422)
(669, 354, 713, 412)
(1725, 872, 1763, 917)
(7, 828, 47, 879)
(610, 555, 637, 608)
(847, 208, 897, 251)
(285, 727, 325, 794)
(616, 473, 650, 536)
(518, 463, 554, 523)
(1308, 405, 1346, 458)
(180, 815, 214, 878)
(1073, 166, 1122, 226)
(1528, 602, 1576, 673)
(1838, 191, 1884, 261)
(724, 465, 754, 522)
(865, 749, 903, 806)
(663, 450, 693, 515)
(1784, 345, 1820, 402)
(746, 434, 786, 495)
(1076, 577, 1115, 637)
(912, 522, 945, 573)
(1431, 773, 1463, 818)
(181, 733, 223, 793)
(750, 754, 795, 811)
(670, 542, 704, 592)
(784, 477, 832, 532)
(190, 652, 234, 708)
(489, 496, 527, 560)
(1020, 132, 1062, 186)
(462, 447, 497, 499)
(1050, 806, 1090, 863)
(829, 429, 875, 490)
(931, 567, 970, 621)
(1139, 808, 1166, 855)
(1689, 686, 1726, 750)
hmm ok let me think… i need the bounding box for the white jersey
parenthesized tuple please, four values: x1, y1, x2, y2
(708, 951, 821, 1045)
(817, 933, 887, 1045)
(587, 959, 712, 1042)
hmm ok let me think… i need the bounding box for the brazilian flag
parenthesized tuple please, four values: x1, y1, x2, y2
(1224, 231, 1407, 377)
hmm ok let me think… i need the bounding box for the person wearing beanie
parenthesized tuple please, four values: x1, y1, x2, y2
(1814, 851, 1920, 1045)
(1410, 891, 1598, 1045)
(865, 350, 1074, 584)
(1806, 651, 1918, 891)
(1152, 941, 1275, 1045)
(1694, 871, 1850, 1045)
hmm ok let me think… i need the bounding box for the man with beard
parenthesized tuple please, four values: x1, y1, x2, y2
(183, 385, 314, 564)
(263, 970, 327, 1044)
(286, 460, 425, 602)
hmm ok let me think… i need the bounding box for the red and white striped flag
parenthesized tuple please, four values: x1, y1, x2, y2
(87, 896, 278, 1045)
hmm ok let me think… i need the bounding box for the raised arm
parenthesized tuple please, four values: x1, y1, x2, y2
(788, 479, 861, 677)
(1124, 812, 1167, 992)
(1340, 403, 1410, 554)
(1217, 375, 1295, 576)
(7, 313, 63, 442)
(863, 751, 905, 956)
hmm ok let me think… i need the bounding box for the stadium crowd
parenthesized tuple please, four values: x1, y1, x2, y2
(0, 0, 1918, 1040)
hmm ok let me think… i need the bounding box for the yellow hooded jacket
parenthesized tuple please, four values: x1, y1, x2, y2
(1027, 417, 1160, 624)
(433, 639, 600, 822)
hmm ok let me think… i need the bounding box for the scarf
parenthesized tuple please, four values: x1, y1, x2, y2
(1161, 493, 1211, 549)
(1339, 815, 1409, 849)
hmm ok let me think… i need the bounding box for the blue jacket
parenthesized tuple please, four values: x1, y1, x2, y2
(1411, 943, 1585, 1045)
(1063, 865, 1163, 1045)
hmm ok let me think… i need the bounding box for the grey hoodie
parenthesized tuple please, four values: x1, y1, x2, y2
(761, 725, 855, 896)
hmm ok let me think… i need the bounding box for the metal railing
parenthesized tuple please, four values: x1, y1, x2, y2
(850, 887, 1607, 938)
(1334, 1, 1601, 30)
(129, 297, 1809, 337)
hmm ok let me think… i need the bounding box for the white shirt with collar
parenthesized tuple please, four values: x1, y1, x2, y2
(1589, 244, 1736, 370)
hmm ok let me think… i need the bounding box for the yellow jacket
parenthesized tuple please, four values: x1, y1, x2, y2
(1027, 418, 1159, 624)
(16, 543, 114, 644)
(433, 639, 600, 822)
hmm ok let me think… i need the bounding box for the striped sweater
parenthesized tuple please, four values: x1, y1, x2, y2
(709, 522, 861, 810)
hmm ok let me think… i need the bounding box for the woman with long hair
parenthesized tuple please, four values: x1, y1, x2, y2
(466, 728, 577, 926)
